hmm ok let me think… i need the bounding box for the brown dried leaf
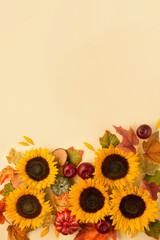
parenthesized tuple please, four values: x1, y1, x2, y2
(7, 225, 30, 240)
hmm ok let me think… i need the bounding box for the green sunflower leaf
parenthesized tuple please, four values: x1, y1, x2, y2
(144, 171, 160, 186)
(99, 130, 120, 148)
(145, 220, 160, 239)
(66, 147, 83, 166)
(0, 183, 14, 196)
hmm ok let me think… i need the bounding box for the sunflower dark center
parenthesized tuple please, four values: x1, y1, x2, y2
(119, 194, 146, 219)
(79, 187, 105, 213)
(25, 157, 49, 181)
(16, 194, 42, 219)
(101, 154, 129, 180)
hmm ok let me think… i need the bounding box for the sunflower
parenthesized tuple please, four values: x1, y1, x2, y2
(93, 145, 140, 189)
(109, 185, 159, 237)
(69, 178, 110, 223)
(16, 148, 58, 189)
(5, 185, 52, 230)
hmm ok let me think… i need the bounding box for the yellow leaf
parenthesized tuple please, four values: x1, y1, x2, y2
(55, 228, 59, 238)
(23, 136, 35, 145)
(40, 227, 49, 238)
(23, 136, 34, 145)
(83, 142, 95, 151)
(19, 142, 30, 146)
(156, 119, 160, 130)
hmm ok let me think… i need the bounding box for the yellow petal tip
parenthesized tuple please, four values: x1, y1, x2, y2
(83, 142, 95, 151)
(156, 119, 160, 130)
(19, 142, 30, 146)
(23, 136, 35, 145)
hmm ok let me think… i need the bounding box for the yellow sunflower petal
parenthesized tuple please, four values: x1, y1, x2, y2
(5, 185, 52, 230)
(109, 185, 159, 237)
(156, 119, 160, 129)
(19, 142, 30, 146)
(83, 142, 95, 151)
(16, 148, 58, 189)
(93, 145, 140, 189)
(23, 136, 35, 145)
(41, 227, 49, 237)
(69, 178, 110, 224)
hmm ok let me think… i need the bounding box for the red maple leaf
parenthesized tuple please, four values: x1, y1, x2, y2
(0, 166, 15, 185)
(140, 179, 160, 200)
(113, 126, 139, 154)
(74, 223, 117, 240)
(0, 197, 6, 224)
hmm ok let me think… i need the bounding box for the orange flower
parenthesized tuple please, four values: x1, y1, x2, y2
(0, 197, 6, 224)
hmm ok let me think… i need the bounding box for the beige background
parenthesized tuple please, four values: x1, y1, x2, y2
(0, 1, 160, 239)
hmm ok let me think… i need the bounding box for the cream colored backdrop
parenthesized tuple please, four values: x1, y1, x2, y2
(0, 1, 160, 239)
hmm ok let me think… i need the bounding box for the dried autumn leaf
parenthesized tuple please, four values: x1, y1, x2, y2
(74, 223, 99, 240)
(139, 157, 160, 176)
(0, 166, 15, 185)
(0, 183, 14, 196)
(74, 223, 117, 240)
(40, 212, 56, 228)
(99, 130, 120, 149)
(7, 225, 30, 240)
(83, 142, 95, 151)
(113, 126, 139, 154)
(23, 136, 35, 145)
(0, 197, 6, 224)
(145, 220, 160, 240)
(143, 131, 160, 164)
(11, 174, 24, 188)
(6, 148, 22, 165)
(66, 147, 84, 166)
(19, 142, 30, 146)
(140, 180, 160, 200)
(40, 226, 49, 237)
(52, 192, 71, 212)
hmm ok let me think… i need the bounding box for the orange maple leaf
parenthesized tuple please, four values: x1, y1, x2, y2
(52, 192, 71, 212)
(74, 223, 117, 240)
(0, 197, 6, 224)
(0, 166, 15, 185)
(143, 132, 160, 164)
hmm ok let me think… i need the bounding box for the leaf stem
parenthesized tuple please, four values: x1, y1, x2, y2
(5, 217, 11, 225)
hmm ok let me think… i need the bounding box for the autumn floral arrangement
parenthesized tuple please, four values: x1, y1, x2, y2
(0, 123, 160, 240)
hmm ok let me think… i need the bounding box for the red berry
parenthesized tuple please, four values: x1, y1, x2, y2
(95, 217, 112, 234)
(63, 164, 77, 178)
(77, 162, 94, 179)
(137, 124, 152, 139)
(55, 211, 79, 235)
